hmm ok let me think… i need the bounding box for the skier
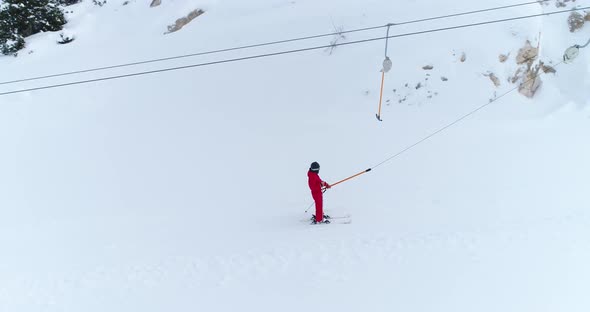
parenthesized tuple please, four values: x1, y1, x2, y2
(308, 161, 331, 224)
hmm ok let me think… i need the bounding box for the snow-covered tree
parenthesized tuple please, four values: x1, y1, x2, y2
(0, 0, 66, 55)
(56, 0, 80, 5)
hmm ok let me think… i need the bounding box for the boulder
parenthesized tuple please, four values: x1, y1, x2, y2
(166, 9, 205, 33)
(518, 64, 542, 98)
(568, 12, 585, 32)
(516, 40, 538, 65)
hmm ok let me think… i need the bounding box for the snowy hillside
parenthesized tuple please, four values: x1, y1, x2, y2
(1, 0, 590, 311)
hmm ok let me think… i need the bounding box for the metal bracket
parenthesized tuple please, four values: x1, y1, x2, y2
(563, 45, 580, 63)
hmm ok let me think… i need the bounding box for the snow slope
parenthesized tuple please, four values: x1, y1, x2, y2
(1, 0, 590, 311)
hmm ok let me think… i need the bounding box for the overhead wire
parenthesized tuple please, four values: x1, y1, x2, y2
(0, 0, 557, 86)
(1, 6, 587, 97)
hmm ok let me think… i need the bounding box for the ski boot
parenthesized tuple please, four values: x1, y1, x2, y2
(311, 214, 331, 221)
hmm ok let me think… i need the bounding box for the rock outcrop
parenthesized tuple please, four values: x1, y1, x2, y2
(166, 9, 205, 34)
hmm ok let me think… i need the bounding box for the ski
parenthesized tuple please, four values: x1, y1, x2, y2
(326, 214, 352, 219)
(310, 218, 351, 225)
(300, 214, 351, 223)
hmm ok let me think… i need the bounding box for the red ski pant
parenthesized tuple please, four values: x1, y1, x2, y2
(312, 193, 323, 222)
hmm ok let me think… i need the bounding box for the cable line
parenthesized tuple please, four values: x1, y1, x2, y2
(310, 59, 563, 212)
(323, 60, 565, 194)
(369, 60, 566, 170)
(0, 0, 555, 86)
(1, 7, 586, 97)
(389, 0, 554, 26)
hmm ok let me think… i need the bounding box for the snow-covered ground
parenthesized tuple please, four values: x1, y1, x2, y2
(1, 0, 590, 311)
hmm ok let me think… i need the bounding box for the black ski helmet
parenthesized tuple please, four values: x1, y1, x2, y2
(310, 162, 320, 172)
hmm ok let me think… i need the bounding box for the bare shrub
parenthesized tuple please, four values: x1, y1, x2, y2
(518, 63, 542, 98)
(325, 25, 345, 55)
(57, 33, 74, 44)
(516, 40, 538, 65)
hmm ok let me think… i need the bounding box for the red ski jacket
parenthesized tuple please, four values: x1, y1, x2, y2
(308, 170, 329, 197)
